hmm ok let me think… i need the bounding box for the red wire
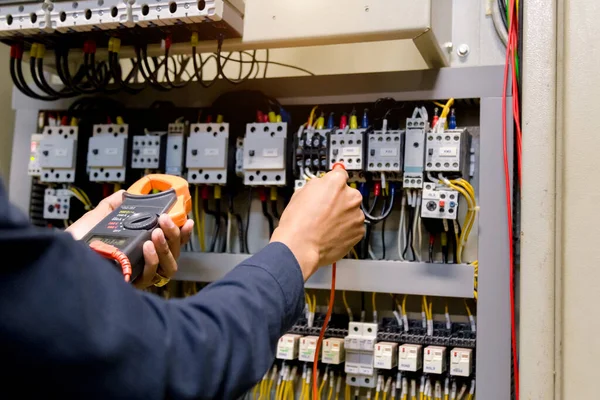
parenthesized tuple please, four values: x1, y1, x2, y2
(504, 0, 520, 398)
(312, 262, 336, 400)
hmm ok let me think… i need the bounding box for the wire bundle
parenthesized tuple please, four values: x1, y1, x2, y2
(12, 36, 315, 101)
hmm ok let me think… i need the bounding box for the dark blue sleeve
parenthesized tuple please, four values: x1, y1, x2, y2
(0, 183, 305, 400)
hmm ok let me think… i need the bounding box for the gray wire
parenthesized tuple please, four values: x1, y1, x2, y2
(492, 0, 508, 46)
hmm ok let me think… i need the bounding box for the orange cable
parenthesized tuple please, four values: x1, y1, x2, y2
(89, 241, 133, 282)
(313, 262, 336, 400)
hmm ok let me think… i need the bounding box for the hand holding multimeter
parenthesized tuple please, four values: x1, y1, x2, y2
(82, 174, 192, 285)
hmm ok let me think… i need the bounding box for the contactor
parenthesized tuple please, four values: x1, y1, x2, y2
(87, 124, 129, 183)
(242, 122, 287, 186)
(38, 125, 78, 183)
(186, 122, 230, 185)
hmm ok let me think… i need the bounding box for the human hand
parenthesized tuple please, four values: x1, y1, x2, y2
(270, 168, 365, 280)
(66, 190, 194, 288)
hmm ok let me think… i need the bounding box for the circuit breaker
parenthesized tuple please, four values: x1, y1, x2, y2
(322, 337, 345, 365)
(425, 128, 470, 176)
(398, 344, 423, 372)
(403, 117, 427, 188)
(131, 134, 166, 170)
(28, 133, 42, 177)
(421, 183, 459, 220)
(450, 348, 473, 377)
(165, 123, 187, 176)
(38, 125, 78, 183)
(374, 342, 398, 370)
(423, 346, 447, 374)
(345, 322, 378, 377)
(186, 123, 230, 185)
(366, 129, 404, 173)
(298, 335, 319, 362)
(242, 122, 287, 186)
(329, 128, 365, 171)
(276, 334, 301, 360)
(87, 124, 128, 183)
(43, 188, 72, 220)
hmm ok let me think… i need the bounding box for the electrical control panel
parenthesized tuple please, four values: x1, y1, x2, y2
(425, 128, 470, 176)
(423, 346, 447, 374)
(403, 117, 427, 188)
(276, 333, 301, 361)
(165, 123, 187, 176)
(366, 128, 404, 173)
(374, 341, 398, 370)
(37, 125, 78, 183)
(43, 188, 72, 220)
(421, 183, 459, 220)
(398, 344, 423, 372)
(131, 134, 166, 170)
(187, 123, 230, 185)
(450, 348, 473, 377)
(28, 133, 43, 177)
(322, 337, 345, 365)
(87, 124, 128, 183)
(242, 122, 287, 186)
(298, 335, 319, 362)
(329, 128, 365, 171)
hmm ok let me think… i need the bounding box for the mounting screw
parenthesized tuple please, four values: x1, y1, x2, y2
(457, 44, 470, 57)
(364, 5, 369, 12)
(443, 42, 453, 52)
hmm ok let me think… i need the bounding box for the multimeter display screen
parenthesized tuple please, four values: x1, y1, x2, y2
(87, 236, 129, 247)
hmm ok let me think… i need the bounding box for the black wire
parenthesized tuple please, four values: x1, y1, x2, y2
(263, 49, 269, 78)
(215, 34, 258, 85)
(271, 200, 280, 219)
(380, 215, 386, 260)
(233, 50, 316, 76)
(428, 234, 434, 263)
(164, 47, 191, 89)
(261, 201, 274, 238)
(228, 194, 246, 253)
(218, 200, 228, 253)
(245, 188, 252, 254)
(57, 46, 96, 94)
(204, 200, 219, 252)
(29, 55, 61, 98)
(498, 0, 508, 30)
(108, 51, 146, 94)
(138, 44, 171, 91)
(12, 55, 58, 101)
(403, 208, 414, 260)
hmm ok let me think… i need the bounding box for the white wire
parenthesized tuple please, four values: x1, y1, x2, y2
(427, 172, 440, 184)
(420, 106, 429, 122)
(368, 245, 377, 260)
(413, 192, 423, 262)
(226, 213, 232, 253)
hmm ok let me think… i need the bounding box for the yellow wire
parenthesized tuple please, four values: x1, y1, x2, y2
(343, 291, 351, 313)
(345, 385, 351, 400)
(429, 300, 433, 322)
(464, 299, 473, 319)
(402, 295, 407, 316)
(267, 377, 275, 400)
(312, 294, 317, 313)
(422, 296, 431, 320)
(375, 389, 380, 400)
(193, 186, 206, 252)
(305, 292, 313, 313)
(308, 106, 319, 128)
(113, 183, 121, 192)
(318, 376, 327, 400)
(439, 98, 455, 119)
(445, 302, 449, 316)
(432, 101, 446, 108)
(327, 387, 334, 400)
(438, 178, 476, 264)
(350, 248, 359, 259)
(276, 381, 283, 400)
(253, 383, 259, 400)
(372, 292, 377, 315)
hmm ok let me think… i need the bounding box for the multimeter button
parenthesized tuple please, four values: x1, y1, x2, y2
(123, 213, 159, 230)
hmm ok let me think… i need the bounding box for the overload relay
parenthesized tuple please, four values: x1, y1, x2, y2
(425, 128, 471, 176)
(403, 117, 427, 188)
(296, 128, 329, 176)
(186, 122, 230, 185)
(366, 128, 404, 173)
(131, 134, 166, 170)
(87, 124, 129, 183)
(421, 182, 459, 220)
(329, 128, 365, 171)
(165, 123, 187, 176)
(43, 188, 72, 220)
(38, 125, 78, 183)
(242, 122, 287, 186)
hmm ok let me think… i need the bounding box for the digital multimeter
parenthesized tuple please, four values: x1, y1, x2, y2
(82, 174, 192, 283)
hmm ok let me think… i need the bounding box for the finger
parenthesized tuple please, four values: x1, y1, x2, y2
(134, 241, 159, 289)
(152, 228, 178, 279)
(325, 168, 349, 186)
(97, 190, 126, 213)
(347, 187, 363, 208)
(180, 219, 194, 245)
(158, 214, 181, 259)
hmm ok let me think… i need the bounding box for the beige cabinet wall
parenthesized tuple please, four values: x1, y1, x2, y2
(0, 46, 14, 184)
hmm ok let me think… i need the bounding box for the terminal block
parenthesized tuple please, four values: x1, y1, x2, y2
(38, 125, 78, 183)
(298, 335, 320, 362)
(276, 333, 301, 360)
(242, 122, 287, 186)
(87, 124, 128, 183)
(366, 129, 404, 173)
(131, 134, 166, 170)
(425, 128, 470, 176)
(186, 122, 230, 185)
(449, 347, 473, 377)
(421, 183, 459, 220)
(423, 345, 447, 374)
(403, 117, 427, 188)
(28, 134, 43, 177)
(43, 188, 72, 220)
(165, 123, 187, 176)
(329, 128, 365, 171)
(51, 0, 127, 33)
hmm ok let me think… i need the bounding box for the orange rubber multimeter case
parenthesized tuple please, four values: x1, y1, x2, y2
(82, 174, 192, 283)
